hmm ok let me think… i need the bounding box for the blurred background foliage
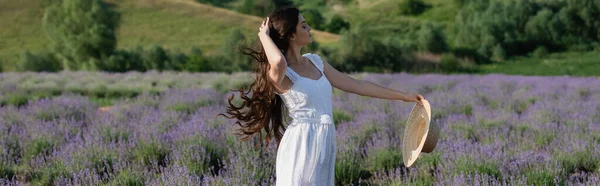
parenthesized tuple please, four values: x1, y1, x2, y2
(0, 0, 599, 76)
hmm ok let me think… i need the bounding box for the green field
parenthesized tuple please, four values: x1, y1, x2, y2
(0, 0, 47, 68)
(1, 0, 598, 76)
(0, 0, 339, 71)
(479, 52, 600, 77)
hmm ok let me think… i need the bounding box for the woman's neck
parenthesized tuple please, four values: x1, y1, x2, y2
(285, 45, 303, 66)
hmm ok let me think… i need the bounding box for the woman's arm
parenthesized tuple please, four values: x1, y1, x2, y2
(323, 61, 424, 104)
(259, 18, 287, 85)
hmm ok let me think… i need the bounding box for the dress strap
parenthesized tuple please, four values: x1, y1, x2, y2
(304, 53, 324, 73)
(285, 67, 300, 83)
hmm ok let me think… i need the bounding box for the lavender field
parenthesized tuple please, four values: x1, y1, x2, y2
(1, 72, 599, 185)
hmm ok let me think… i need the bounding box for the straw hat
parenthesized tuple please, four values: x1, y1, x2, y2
(402, 99, 439, 167)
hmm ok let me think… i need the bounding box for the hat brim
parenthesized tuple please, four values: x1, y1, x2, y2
(402, 99, 431, 167)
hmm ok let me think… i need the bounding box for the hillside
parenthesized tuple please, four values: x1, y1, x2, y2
(0, 0, 340, 70)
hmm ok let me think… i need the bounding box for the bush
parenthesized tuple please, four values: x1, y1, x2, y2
(167, 52, 188, 71)
(326, 15, 350, 34)
(398, 0, 430, 16)
(440, 53, 460, 72)
(142, 45, 169, 71)
(102, 49, 145, 72)
(531, 46, 549, 57)
(451, 47, 489, 64)
(217, 29, 251, 73)
(378, 20, 448, 55)
(101, 44, 190, 72)
(3, 94, 30, 107)
(184, 53, 213, 72)
(18, 51, 61, 72)
(440, 53, 477, 73)
(181, 46, 215, 72)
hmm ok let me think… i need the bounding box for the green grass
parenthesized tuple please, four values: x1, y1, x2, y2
(523, 169, 560, 186)
(479, 52, 600, 76)
(333, 108, 353, 126)
(335, 152, 371, 186)
(115, 0, 262, 54)
(106, 169, 145, 186)
(365, 148, 403, 172)
(0, 0, 47, 69)
(132, 140, 170, 167)
(29, 161, 72, 186)
(455, 157, 502, 180)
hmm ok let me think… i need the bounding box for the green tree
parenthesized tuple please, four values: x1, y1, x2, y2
(218, 29, 251, 72)
(453, 0, 600, 59)
(301, 8, 325, 31)
(142, 45, 169, 71)
(326, 15, 350, 34)
(417, 23, 448, 53)
(183, 47, 212, 72)
(337, 23, 413, 72)
(237, 0, 292, 17)
(42, 0, 120, 71)
(565, 0, 600, 42)
(102, 49, 145, 72)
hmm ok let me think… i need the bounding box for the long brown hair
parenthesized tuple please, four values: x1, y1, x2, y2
(218, 6, 300, 148)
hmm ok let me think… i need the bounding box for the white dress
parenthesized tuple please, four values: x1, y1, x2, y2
(275, 53, 336, 186)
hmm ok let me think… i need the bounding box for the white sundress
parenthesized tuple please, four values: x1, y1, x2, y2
(275, 53, 336, 186)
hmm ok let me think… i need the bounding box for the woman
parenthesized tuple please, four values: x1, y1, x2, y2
(219, 6, 424, 185)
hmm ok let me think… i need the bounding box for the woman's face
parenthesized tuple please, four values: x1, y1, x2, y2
(291, 13, 312, 46)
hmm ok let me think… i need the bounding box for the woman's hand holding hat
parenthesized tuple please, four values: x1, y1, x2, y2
(405, 92, 425, 106)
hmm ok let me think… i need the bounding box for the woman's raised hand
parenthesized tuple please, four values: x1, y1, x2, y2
(259, 17, 270, 37)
